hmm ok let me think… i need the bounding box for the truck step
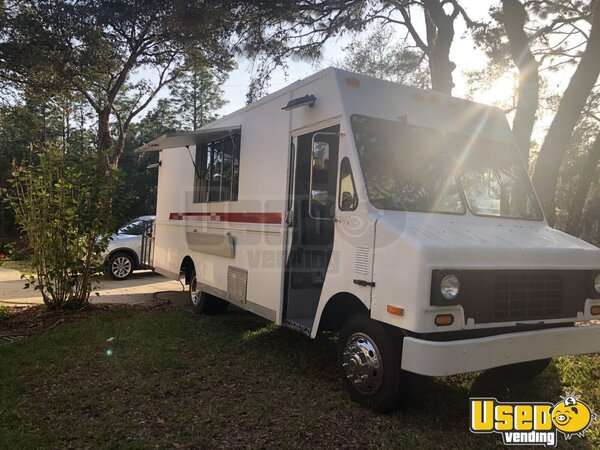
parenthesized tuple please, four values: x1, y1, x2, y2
(283, 317, 313, 336)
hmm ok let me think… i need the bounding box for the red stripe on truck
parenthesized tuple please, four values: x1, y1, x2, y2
(168, 212, 282, 224)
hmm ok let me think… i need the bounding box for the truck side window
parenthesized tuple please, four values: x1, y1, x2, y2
(194, 132, 240, 203)
(339, 157, 358, 211)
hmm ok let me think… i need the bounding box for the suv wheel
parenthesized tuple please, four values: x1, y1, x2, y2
(108, 252, 134, 280)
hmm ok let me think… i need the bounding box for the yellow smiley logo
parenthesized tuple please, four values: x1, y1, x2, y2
(551, 396, 596, 439)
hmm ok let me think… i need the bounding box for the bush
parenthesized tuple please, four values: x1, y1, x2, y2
(5, 144, 121, 310)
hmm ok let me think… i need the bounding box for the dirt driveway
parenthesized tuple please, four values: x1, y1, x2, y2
(0, 269, 187, 307)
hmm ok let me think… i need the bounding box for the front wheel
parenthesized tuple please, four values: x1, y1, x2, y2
(338, 315, 409, 413)
(189, 271, 229, 315)
(108, 252, 134, 280)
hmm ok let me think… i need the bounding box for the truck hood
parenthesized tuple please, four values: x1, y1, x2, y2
(375, 211, 600, 269)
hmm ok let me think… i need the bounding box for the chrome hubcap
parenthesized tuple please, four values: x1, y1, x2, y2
(190, 278, 201, 306)
(342, 332, 383, 395)
(111, 256, 132, 278)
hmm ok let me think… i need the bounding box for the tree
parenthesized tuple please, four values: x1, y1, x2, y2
(472, 0, 600, 231)
(336, 27, 430, 88)
(501, 0, 539, 162)
(565, 131, 600, 235)
(421, 0, 472, 94)
(555, 88, 600, 235)
(6, 144, 121, 309)
(0, 0, 238, 165)
(314, 0, 465, 93)
(116, 99, 180, 223)
(169, 65, 227, 130)
(532, 0, 600, 225)
(242, 1, 473, 97)
(0, 73, 104, 233)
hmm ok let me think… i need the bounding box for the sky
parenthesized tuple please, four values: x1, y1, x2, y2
(215, 0, 496, 117)
(137, 0, 582, 148)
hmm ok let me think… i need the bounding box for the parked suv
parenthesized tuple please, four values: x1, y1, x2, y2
(104, 215, 155, 280)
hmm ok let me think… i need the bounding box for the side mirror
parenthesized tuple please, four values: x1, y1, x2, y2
(309, 132, 337, 220)
(312, 141, 329, 169)
(341, 191, 357, 210)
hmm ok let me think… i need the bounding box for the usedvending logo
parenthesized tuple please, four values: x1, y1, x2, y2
(470, 396, 596, 446)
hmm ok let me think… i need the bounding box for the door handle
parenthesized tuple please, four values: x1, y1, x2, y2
(285, 210, 294, 226)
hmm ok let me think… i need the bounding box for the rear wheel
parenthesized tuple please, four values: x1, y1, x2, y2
(189, 271, 229, 315)
(108, 252, 134, 280)
(338, 315, 409, 413)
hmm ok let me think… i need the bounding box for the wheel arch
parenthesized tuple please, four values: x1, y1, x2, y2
(179, 256, 195, 285)
(315, 292, 370, 334)
(107, 248, 139, 269)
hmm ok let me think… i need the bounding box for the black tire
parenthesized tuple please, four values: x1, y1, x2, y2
(108, 252, 135, 280)
(189, 270, 229, 315)
(488, 358, 552, 380)
(338, 314, 409, 413)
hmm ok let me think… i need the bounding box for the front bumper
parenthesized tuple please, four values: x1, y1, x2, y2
(400, 324, 600, 376)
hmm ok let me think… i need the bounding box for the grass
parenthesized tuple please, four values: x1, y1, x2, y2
(0, 306, 598, 449)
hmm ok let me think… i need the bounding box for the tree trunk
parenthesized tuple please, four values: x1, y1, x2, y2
(532, 0, 600, 226)
(97, 108, 122, 167)
(97, 108, 113, 153)
(112, 120, 133, 166)
(199, 86, 205, 128)
(193, 71, 198, 130)
(0, 203, 6, 237)
(565, 132, 600, 236)
(41, 104, 47, 143)
(501, 0, 539, 165)
(423, 0, 457, 94)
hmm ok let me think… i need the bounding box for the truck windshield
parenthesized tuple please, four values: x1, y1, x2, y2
(449, 133, 543, 220)
(352, 115, 465, 214)
(351, 115, 543, 220)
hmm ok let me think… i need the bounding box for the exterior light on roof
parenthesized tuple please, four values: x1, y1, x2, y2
(282, 95, 316, 111)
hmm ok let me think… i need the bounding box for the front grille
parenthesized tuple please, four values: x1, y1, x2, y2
(492, 273, 564, 321)
(430, 269, 593, 325)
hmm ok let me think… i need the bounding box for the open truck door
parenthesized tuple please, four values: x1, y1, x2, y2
(283, 125, 340, 334)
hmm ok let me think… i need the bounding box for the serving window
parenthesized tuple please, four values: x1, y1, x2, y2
(193, 132, 240, 203)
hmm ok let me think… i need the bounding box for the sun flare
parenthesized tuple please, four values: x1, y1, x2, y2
(473, 75, 516, 107)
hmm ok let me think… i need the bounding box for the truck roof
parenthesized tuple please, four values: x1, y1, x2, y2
(136, 66, 509, 153)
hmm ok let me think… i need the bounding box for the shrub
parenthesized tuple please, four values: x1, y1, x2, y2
(5, 144, 121, 310)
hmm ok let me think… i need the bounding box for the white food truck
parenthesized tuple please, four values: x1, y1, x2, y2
(137, 68, 600, 412)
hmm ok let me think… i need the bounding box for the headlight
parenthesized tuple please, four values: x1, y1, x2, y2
(594, 273, 600, 294)
(440, 274, 460, 300)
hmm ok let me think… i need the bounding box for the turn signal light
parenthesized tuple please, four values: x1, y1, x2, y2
(435, 314, 454, 326)
(591, 305, 600, 316)
(387, 305, 404, 316)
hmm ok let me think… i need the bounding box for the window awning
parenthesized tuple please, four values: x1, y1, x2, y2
(134, 125, 241, 153)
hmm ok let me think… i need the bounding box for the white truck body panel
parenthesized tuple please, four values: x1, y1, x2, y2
(143, 67, 600, 376)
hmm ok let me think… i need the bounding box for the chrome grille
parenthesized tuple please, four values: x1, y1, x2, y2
(492, 273, 564, 321)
